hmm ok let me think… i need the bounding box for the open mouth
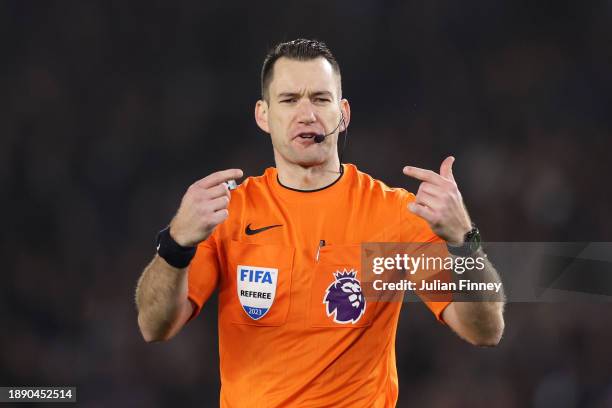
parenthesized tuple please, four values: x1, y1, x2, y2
(294, 132, 318, 140)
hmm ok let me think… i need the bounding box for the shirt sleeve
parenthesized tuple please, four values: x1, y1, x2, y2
(187, 232, 221, 320)
(398, 190, 452, 323)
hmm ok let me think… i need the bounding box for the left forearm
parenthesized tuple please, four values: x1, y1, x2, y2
(445, 251, 506, 346)
(401, 158, 506, 345)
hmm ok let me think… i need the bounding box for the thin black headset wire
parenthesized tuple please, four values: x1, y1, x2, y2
(338, 113, 348, 171)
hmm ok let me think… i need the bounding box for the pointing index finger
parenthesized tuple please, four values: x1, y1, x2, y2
(195, 169, 244, 189)
(402, 166, 444, 185)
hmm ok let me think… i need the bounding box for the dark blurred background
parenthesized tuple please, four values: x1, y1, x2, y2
(2, 0, 612, 407)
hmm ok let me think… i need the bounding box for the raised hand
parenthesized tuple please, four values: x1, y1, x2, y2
(169, 169, 243, 247)
(402, 156, 471, 244)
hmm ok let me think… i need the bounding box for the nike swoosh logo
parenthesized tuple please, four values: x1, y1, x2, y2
(245, 223, 283, 235)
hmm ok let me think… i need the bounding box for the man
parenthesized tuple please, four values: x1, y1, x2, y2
(135, 39, 505, 407)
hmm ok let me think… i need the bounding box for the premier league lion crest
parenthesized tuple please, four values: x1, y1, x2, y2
(323, 269, 366, 324)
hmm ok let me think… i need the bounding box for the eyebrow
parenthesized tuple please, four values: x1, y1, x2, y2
(277, 91, 334, 99)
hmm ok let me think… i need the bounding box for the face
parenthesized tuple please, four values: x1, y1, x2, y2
(255, 57, 350, 168)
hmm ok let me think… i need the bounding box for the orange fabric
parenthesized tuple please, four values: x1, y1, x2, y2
(187, 164, 451, 407)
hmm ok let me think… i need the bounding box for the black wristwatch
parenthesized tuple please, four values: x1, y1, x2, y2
(446, 224, 481, 257)
(156, 226, 197, 268)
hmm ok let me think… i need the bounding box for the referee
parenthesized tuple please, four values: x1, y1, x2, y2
(135, 39, 505, 407)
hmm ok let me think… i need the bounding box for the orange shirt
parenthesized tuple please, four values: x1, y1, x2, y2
(188, 164, 450, 407)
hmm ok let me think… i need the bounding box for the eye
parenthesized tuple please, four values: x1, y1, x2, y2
(314, 97, 331, 103)
(280, 98, 297, 103)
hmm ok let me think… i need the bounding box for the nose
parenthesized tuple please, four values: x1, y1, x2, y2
(295, 100, 317, 125)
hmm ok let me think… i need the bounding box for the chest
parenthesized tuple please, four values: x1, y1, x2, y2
(216, 197, 399, 328)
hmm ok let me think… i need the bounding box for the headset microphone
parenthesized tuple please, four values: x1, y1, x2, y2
(311, 111, 350, 172)
(313, 134, 326, 144)
(314, 113, 345, 144)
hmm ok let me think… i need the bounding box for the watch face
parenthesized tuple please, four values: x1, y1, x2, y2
(467, 228, 481, 252)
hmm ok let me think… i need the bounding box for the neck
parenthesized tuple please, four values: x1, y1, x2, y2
(275, 155, 342, 191)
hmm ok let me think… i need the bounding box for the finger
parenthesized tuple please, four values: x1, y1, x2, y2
(439, 156, 455, 182)
(196, 169, 243, 189)
(206, 183, 231, 200)
(408, 201, 436, 223)
(208, 196, 230, 212)
(418, 181, 445, 198)
(414, 191, 442, 211)
(403, 166, 445, 185)
(209, 208, 229, 225)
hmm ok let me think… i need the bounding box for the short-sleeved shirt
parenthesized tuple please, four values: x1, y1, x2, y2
(188, 163, 450, 407)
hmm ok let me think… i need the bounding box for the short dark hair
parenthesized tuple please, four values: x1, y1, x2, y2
(260, 38, 342, 101)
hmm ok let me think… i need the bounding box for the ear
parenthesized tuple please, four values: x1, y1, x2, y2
(339, 98, 351, 132)
(255, 99, 270, 133)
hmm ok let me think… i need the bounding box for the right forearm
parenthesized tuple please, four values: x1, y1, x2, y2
(135, 255, 189, 341)
(135, 168, 242, 341)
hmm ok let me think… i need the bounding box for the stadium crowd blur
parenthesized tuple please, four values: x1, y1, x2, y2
(2, 1, 611, 407)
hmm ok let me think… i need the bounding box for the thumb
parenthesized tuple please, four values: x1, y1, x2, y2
(439, 156, 455, 181)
